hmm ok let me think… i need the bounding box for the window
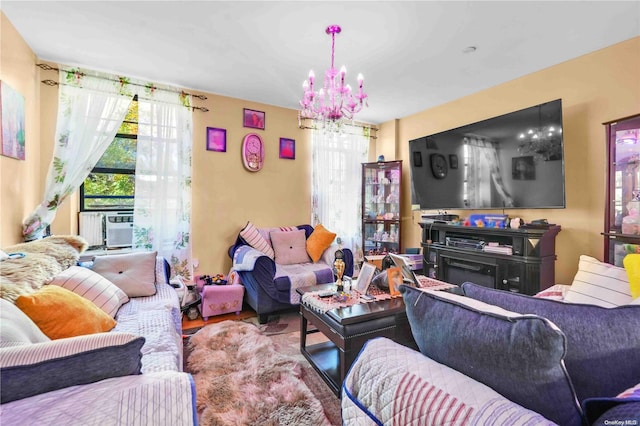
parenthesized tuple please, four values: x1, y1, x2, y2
(80, 98, 138, 211)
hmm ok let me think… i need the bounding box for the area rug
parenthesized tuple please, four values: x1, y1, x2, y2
(186, 320, 339, 425)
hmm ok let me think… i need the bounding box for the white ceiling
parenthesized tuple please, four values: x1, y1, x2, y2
(2, 1, 639, 125)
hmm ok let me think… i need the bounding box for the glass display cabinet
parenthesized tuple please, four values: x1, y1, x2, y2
(362, 160, 402, 255)
(604, 114, 640, 266)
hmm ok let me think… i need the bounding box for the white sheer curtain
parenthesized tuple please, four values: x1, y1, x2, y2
(23, 69, 133, 241)
(133, 96, 193, 281)
(464, 136, 514, 208)
(311, 127, 369, 259)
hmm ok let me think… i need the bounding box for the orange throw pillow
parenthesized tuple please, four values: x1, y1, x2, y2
(306, 224, 337, 263)
(16, 285, 116, 339)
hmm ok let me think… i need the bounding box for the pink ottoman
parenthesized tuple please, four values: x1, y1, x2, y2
(199, 284, 245, 320)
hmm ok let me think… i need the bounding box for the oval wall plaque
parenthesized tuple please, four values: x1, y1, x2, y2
(242, 133, 264, 172)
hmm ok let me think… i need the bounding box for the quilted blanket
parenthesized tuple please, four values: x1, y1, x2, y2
(342, 338, 558, 425)
(0, 371, 196, 425)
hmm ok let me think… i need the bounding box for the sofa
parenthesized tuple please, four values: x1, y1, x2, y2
(0, 236, 196, 425)
(229, 223, 353, 323)
(342, 255, 640, 425)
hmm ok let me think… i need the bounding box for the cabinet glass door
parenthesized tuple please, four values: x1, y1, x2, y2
(362, 161, 402, 255)
(604, 114, 640, 266)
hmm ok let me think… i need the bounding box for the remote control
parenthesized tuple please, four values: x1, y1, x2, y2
(317, 291, 335, 298)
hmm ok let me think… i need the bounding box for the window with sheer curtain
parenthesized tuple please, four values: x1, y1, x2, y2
(311, 128, 369, 261)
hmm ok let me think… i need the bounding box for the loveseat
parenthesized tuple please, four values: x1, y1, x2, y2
(229, 223, 353, 323)
(342, 255, 640, 425)
(0, 236, 196, 425)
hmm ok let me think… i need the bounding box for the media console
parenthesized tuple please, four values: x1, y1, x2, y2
(419, 222, 561, 295)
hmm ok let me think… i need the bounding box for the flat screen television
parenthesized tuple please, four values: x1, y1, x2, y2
(409, 99, 565, 210)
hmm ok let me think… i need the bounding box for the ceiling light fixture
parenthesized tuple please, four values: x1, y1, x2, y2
(299, 25, 368, 132)
(517, 105, 563, 161)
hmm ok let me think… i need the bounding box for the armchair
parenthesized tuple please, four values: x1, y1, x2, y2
(229, 224, 353, 323)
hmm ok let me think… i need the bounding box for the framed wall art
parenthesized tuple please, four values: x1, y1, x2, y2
(279, 138, 295, 160)
(449, 154, 458, 169)
(243, 108, 265, 130)
(1, 81, 26, 160)
(206, 127, 226, 152)
(512, 156, 535, 180)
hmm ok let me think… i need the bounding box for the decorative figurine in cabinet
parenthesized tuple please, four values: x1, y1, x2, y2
(362, 160, 402, 255)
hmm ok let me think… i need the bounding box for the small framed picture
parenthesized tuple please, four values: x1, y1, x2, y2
(449, 154, 458, 169)
(413, 151, 422, 167)
(512, 156, 535, 180)
(206, 127, 226, 152)
(279, 138, 295, 160)
(243, 108, 265, 130)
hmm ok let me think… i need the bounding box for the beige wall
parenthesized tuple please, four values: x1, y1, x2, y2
(0, 13, 42, 246)
(2, 10, 638, 285)
(393, 37, 640, 285)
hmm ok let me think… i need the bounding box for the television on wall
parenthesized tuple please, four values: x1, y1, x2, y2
(409, 99, 566, 210)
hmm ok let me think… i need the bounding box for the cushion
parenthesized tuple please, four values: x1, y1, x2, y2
(15, 286, 116, 339)
(0, 298, 50, 347)
(0, 332, 144, 403)
(623, 253, 640, 299)
(306, 224, 336, 263)
(270, 229, 312, 265)
(462, 282, 640, 402)
(239, 221, 275, 259)
(565, 255, 633, 307)
(400, 285, 582, 426)
(91, 251, 157, 297)
(48, 266, 129, 318)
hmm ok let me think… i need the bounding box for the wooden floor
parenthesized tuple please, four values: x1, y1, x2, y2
(181, 307, 257, 331)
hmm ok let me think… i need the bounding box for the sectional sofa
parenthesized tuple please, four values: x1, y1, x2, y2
(343, 255, 640, 425)
(0, 236, 196, 425)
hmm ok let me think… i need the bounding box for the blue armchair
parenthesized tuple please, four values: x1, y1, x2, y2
(229, 224, 353, 324)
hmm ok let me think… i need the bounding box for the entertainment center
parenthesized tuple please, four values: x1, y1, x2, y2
(420, 222, 561, 295)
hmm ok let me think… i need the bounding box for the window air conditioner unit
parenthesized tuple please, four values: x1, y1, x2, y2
(105, 212, 134, 248)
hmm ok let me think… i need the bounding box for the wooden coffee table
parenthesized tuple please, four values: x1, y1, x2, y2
(297, 284, 418, 396)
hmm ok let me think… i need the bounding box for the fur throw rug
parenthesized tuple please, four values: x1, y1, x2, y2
(0, 235, 88, 302)
(187, 320, 331, 426)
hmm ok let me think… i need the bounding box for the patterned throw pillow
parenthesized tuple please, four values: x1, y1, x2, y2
(306, 224, 336, 263)
(565, 255, 633, 307)
(15, 286, 116, 339)
(49, 266, 129, 318)
(239, 222, 275, 259)
(0, 332, 144, 403)
(270, 229, 312, 265)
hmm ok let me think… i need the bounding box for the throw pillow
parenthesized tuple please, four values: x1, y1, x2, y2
(623, 253, 640, 299)
(15, 286, 116, 339)
(565, 255, 633, 307)
(270, 229, 312, 265)
(306, 224, 336, 263)
(0, 332, 144, 403)
(0, 298, 50, 347)
(400, 285, 582, 426)
(91, 251, 157, 298)
(461, 282, 640, 402)
(239, 221, 275, 259)
(48, 266, 129, 318)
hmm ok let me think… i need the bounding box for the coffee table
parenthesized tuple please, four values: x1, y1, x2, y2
(297, 284, 418, 396)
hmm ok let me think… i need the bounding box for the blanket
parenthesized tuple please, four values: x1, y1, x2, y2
(342, 337, 557, 425)
(0, 236, 88, 302)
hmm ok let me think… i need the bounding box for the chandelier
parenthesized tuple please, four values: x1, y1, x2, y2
(517, 107, 563, 161)
(299, 25, 368, 131)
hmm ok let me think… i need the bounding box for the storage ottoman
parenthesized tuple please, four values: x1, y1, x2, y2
(199, 284, 245, 320)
